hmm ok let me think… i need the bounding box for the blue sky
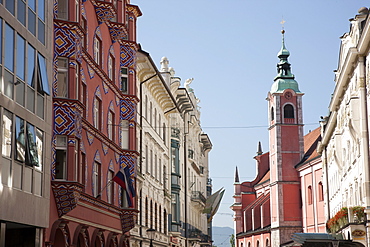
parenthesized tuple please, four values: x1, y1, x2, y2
(134, 0, 369, 228)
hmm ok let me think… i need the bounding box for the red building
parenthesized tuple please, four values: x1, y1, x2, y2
(231, 31, 324, 247)
(46, 0, 141, 246)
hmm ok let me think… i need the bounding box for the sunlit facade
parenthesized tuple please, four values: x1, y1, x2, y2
(46, 0, 141, 246)
(0, 0, 53, 246)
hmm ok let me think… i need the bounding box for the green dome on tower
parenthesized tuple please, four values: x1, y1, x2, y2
(270, 30, 301, 94)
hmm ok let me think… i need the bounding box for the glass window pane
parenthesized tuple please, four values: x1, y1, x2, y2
(36, 93, 44, 118)
(2, 110, 12, 158)
(4, 23, 14, 72)
(16, 34, 25, 80)
(15, 79, 25, 106)
(4, 70, 14, 99)
(37, 53, 50, 95)
(27, 86, 35, 112)
(15, 116, 25, 162)
(37, 19, 45, 44)
(26, 122, 39, 166)
(5, 0, 15, 15)
(38, 0, 45, 20)
(28, 0, 35, 11)
(27, 44, 35, 86)
(58, 0, 68, 20)
(28, 8, 36, 35)
(0, 19, 2, 64)
(17, 0, 26, 26)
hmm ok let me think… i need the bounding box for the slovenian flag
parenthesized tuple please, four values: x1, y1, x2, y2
(112, 165, 136, 207)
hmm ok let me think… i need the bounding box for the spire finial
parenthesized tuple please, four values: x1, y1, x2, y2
(257, 141, 263, 156)
(235, 166, 240, 183)
(280, 18, 286, 44)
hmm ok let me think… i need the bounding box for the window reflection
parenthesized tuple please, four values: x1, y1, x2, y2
(26, 123, 39, 166)
(17, 34, 25, 80)
(5, 23, 14, 72)
(15, 117, 25, 162)
(28, 9, 36, 35)
(2, 110, 12, 158)
(27, 45, 35, 86)
(17, 0, 26, 26)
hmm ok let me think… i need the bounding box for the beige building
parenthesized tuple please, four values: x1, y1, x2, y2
(133, 51, 213, 247)
(318, 7, 370, 247)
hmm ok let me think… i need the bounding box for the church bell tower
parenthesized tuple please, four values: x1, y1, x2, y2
(268, 29, 304, 246)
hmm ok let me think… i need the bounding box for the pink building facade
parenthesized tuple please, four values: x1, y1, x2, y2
(46, 0, 141, 246)
(231, 31, 325, 247)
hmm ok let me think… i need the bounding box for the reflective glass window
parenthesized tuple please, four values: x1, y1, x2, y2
(17, 0, 26, 26)
(27, 44, 35, 86)
(5, 0, 15, 15)
(17, 34, 25, 80)
(38, 0, 45, 21)
(26, 123, 39, 166)
(4, 23, 14, 72)
(28, 0, 35, 11)
(28, 8, 36, 35)
(4, 70, 14, 99)
(2, 110, 13, 158)
(37, 53, 50, 95)
(27, 86, 35, 112)
(15, 116, 25, 162)
(36, 94, 44, 118)
(15, 79, 25, 106)
(38, 19, 45, 44)
(0, 19, 2, 64)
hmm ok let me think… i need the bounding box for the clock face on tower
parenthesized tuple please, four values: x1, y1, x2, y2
(284, 91, 293, 100)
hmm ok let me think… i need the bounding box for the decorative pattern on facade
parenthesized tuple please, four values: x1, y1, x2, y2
(87, 131, 95, 145)
(54, 101, 83, 136)
(107, 21, 128, 42)
(102, 142, 109, 155)
(120, 97, 136, 121)
(120, 42, 137, 68)
(88, 64, 95, 79)
(51, 181, 83, 217)
(54, 20, 83, 59)
(92, 0, 116, 24)
(120, 209, 138, 233)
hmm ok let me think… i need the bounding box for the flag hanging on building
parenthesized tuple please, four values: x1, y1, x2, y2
(112, 165, 136, 207)
(203, 187, 225, 215)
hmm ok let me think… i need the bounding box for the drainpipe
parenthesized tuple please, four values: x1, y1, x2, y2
(358, 56, 370, 247)
(184, 112, 189, 247)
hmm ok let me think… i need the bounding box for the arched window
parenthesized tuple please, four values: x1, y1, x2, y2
(155, 203, 158, 230)
(159, 205, 162, 233)
(270, 107, 274, 121)
(256, 240, 260, 247)
(248, 242, 251, 247)
(145, 197, 148, 227)
(307, 185, 313, 205)
(266, 238, 269, 247)
(150, 200, 153, 228)
(318, 182, 324, 201)
(163, 209, 167, 234)
(284, 104, 294, 118)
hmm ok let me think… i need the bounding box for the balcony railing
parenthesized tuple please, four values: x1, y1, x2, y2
(191, 191, 206, 204)
(171, 128, 180, 138)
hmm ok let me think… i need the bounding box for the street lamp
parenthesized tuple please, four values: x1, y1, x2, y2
(146, 228, 155, 247)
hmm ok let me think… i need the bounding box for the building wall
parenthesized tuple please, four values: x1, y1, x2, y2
(46, 0, 141, 246)
(318, 7, 370, 247)
(0, 0, 53, 245)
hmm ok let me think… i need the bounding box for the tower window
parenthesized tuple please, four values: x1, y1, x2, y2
(270, 107, 274, 121)
(284, 104, 294, 118)
(307, 185, 313, 205)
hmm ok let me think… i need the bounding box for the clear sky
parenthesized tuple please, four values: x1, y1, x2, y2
(134, 0, 369, 228)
